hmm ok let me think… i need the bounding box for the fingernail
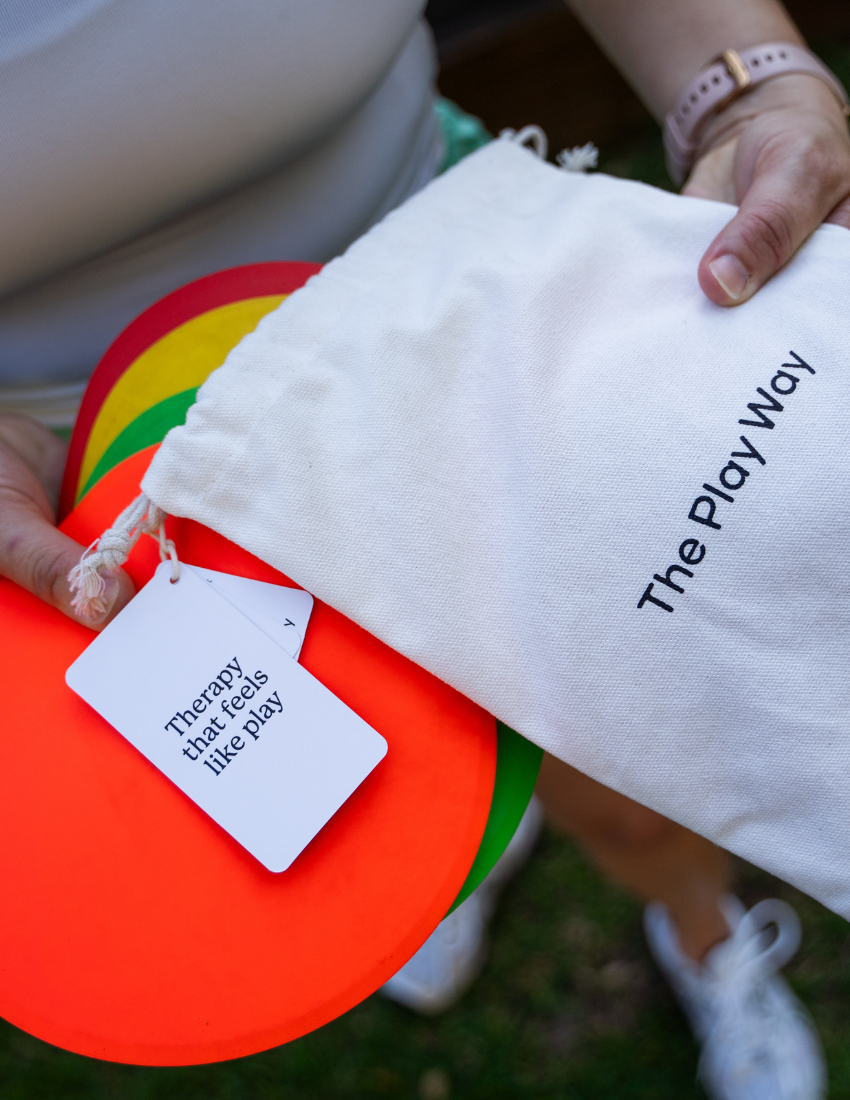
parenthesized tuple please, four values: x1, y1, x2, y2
(708, 254, 750, 301)
(80, 572, 121, 627)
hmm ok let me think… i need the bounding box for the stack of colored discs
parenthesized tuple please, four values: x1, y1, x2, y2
(0, 263, 540, 1065)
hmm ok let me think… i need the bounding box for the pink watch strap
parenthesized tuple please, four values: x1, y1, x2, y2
(663, 42, 850, 186)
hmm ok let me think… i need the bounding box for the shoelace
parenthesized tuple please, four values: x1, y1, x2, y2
(699, 899, 802, 1084)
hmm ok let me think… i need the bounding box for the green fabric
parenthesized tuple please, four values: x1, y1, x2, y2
(435, 97, 492, 173)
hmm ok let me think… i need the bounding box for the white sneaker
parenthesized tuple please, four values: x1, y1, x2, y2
(380, 795, 543, 1014)
(644, 895, 826, 1100)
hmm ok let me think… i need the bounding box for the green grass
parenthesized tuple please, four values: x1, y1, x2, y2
(1, 831, 849, 1099)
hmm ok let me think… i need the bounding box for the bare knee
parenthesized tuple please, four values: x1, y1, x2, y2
(536, 752, 680, 853)
(590, 800, 678, 852)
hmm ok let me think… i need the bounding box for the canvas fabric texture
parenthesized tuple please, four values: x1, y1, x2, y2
(142, 136, 850, 917)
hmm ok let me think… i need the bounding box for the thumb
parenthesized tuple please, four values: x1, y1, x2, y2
(2, 501, 135, 630)
(698, 128, 846, 306)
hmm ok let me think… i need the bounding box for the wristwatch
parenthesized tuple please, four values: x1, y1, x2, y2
(663, 42, 850, 186)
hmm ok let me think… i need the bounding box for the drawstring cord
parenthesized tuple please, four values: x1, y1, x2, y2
(500, 124, 549, 159)
(500, 125, 598, 173)
(156, 520, 180, 583)
(68, 492, 177, 617)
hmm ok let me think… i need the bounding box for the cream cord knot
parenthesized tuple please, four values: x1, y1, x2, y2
(68, 492, 169, 617)
(499, 125, 548, 160)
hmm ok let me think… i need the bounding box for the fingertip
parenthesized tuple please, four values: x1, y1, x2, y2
(699, 252, 754, 307)
(0, 505, 136, 630)
(101, 568, 136, 627)
(74, 568, 135, 632)
(708, 254, 750, 300)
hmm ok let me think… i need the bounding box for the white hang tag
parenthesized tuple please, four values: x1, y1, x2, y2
(187, 566, 313, 659)
(66, 562, 387, 872)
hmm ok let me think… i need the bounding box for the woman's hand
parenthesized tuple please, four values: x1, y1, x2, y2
(565, 0, 850, 305)
(0, 413, 134, 628)
(685, 73, 850, 305)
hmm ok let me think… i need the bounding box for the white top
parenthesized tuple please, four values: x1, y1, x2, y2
(0, 0, 439, 402)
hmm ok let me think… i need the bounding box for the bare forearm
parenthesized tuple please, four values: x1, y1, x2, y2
(562, 0, 850, 312)
(564, 0, 804, 119)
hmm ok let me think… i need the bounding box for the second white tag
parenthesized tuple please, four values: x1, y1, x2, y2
(189, 566, 313, 658)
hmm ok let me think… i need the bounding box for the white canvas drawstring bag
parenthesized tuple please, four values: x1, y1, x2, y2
(79, 133, 850, 917)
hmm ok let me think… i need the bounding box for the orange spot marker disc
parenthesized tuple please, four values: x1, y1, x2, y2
(0, 447, 496, 1065)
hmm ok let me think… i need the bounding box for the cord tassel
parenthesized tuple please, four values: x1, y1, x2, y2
(557, 143, 599, 172)
(68, 493, 167, 617)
